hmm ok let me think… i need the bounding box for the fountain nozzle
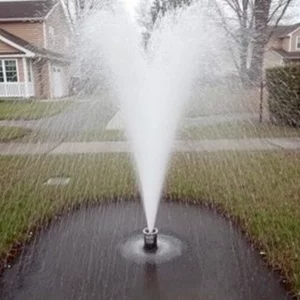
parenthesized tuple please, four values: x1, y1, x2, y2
(143, 228, 158, 252)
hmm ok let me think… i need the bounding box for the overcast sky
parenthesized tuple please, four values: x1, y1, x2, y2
(0, 0, 140, 18)
(123, 0, 140, 15)
(123, 0, 143, 18)
(0, 0, 298, 22)
(123, 0, 300, 22)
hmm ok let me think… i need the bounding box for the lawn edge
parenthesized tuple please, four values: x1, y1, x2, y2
(0, 195, 297, 299)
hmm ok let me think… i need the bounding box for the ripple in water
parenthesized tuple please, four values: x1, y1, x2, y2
(119, 233, 186, 264)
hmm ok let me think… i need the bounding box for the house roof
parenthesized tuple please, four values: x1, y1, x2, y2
(272, 48, 300, 60)
(0, 28, 68, 61)
(0, 0, 57, 20)
(269, 23, 300, 38)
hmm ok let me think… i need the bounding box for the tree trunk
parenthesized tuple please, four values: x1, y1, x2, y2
(239, 0, 250, 85)
(240, 37, 249, 85)
(249, 0, 271, 85)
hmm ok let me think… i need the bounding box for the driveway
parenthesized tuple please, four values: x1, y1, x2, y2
(0, 98, 116, 139)
(0, 99, 265, 140)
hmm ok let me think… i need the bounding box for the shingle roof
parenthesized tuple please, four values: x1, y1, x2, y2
(0, 28, 68, 61)
(269, 23, 300, 38)
(0, 0, 57, 20)
(272, 48, 300, 60)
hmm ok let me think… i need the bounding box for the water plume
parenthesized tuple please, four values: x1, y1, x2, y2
(77, 3, 228, 231)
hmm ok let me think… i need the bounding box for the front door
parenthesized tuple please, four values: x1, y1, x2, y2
(52, 65, 64, 98)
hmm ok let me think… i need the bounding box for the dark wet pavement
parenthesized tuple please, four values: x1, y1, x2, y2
(0, 202, 291, 300)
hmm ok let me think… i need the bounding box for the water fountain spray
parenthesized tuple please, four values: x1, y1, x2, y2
(78, 4, 227, 234)
(143, 228, 158, 251)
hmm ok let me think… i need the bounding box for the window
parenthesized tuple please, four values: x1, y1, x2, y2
(0, 63, 3, 82)
(0, 60, 18, 83)
(5, 60, 18, 82)
(297, 37, 300, 50)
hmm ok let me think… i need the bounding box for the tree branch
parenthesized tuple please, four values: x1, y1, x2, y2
(266, 0, 294, 42)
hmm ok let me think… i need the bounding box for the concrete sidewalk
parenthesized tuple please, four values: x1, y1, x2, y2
(0, 138, 299, 156)
(106, 111, 261, 130)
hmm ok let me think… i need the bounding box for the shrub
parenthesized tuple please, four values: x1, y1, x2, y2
(266, 65, 300, 127)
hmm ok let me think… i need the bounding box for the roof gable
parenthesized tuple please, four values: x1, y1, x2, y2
(272, 48, 300, 60)
(0, 1, 57, 20)
(0, 39, 22, 54)
(0, 28, 69, 61)
(0, 28, 36, 56)
(269, 23, 300, 38)
(45, 1, 73, 31)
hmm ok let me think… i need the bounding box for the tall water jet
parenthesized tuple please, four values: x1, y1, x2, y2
(77, 3, 229, 231)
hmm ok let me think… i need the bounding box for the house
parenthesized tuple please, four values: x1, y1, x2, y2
(0, 0, 72, 99)
(265, 23, 300, 68)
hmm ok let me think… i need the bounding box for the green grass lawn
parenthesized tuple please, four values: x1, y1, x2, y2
(181, 121, 300, 140)
(0, 151, 300, 295)
(0, 126, 32, 142)
(0, 100, 73, 120)
(50, 121, 298, 142)
(186, 86, 261, 117)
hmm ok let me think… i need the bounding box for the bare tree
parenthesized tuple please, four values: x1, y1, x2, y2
(211, 0, 294, 85)
(136, 0, 153, 48)
(136, 0, 193, 47)
(61, 0, 114, 21)
(249, 0, 293, 83)
(150, 0, 193, 25)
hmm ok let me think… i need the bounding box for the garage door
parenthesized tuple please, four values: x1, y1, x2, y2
(52, 65, 65, 98)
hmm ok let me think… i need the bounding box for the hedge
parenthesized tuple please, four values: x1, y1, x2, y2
(266, 65, 300, 127)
